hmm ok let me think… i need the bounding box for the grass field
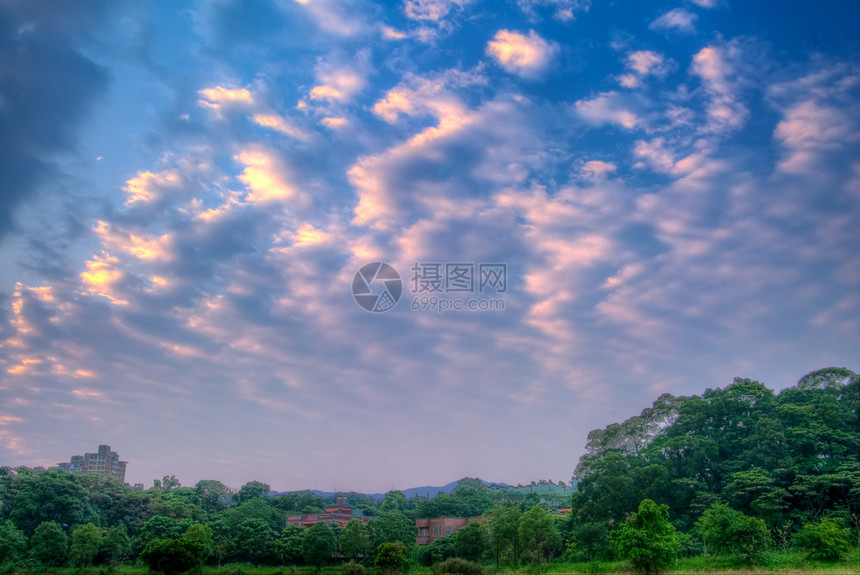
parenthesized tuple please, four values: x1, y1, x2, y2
(9, 550, 858, 575)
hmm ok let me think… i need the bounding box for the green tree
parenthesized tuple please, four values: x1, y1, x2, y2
(302, 521, 336, 572)
(102, 524, 131, 566)
(370, 510, 416, 551)
(380, 491, 408, 513)
(339, 519, 370, 561)
(274, 525, 305, 565)
(235, 481, 270, 503)
(568, 522, 609, 562)
(453, 521, 485, 561)
(29, 520, 68, 567)
(484, 505, 520, 567)
(793, 517, 851, 561)
(231, 518, 276, 564)
(610, 499, 679, 575)
(194, 480, 233, 514)
(518, 506, 561, 564)
(375, 541, 408, 575)
(696, 503, 770, 563)
(139, 538, 198, 575)
(182, 524, 213, 570)
(0, 520, 27, 568)
(10, 469, 93, 535)
(69, 522, 102, 567)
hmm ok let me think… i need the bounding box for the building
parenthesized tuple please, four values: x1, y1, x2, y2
(286, 497, 369, 528)
(415, 516, 484, 545)
(58, 444, 127, 482)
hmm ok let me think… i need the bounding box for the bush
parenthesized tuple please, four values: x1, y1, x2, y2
(793, 518, 851, 561)
(610, 499, 680, 575)
(341, 560, 365, 575)
(375, 542, 408, 575)
(431, 557, 485, 575)
(696, 503, 770, 563)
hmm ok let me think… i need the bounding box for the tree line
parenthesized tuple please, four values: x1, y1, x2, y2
(0, 367, 857, 574)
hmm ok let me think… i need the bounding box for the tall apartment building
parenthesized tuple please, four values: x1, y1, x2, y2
(58, 444, 127, 482)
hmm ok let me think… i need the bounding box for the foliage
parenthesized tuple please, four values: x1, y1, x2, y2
(568, 522, 610, 562)
(417, 534, 456, 566)
(139, 538, 199, 575)
(29, 520, 68, 567)
(610, 499, 679, 575)
(302, 522, 335, 572)
(484, 505, 521, 567)
(10, 470, 94, 536)
(696, 503, 770, 562)
(375, 541, 408, 575)
(194, 481, 233, 514)
(274, 525, 305, 565)
(235, 482, 270, 504)
(518, 506, 561, 563)
(370, 511, 416, 552)
(339, 519, 370, 561)
(103, 524, 132, 565)
(341, 560, 365, 575)
(452, 520, 485, 561)
(230, 519, 276, 565)
(431, 557, 485, 575)
(0, 520, 27, 568)
(69, 522, 103, 567)
(793, 517, 851, 561)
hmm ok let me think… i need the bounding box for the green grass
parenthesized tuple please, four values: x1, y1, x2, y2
(9, 550, 859, 575)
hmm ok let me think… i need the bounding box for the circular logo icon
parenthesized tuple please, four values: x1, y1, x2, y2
(352, 262, 402, 312)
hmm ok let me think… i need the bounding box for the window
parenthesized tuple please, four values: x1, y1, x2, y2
(433, 525, 442, 537)
(446, 526, 453, 535)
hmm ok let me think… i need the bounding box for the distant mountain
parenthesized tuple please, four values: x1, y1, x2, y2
(272, 478, 511, 500)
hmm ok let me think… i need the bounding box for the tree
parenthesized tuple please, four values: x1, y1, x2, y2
(370, 510, 416, 551)
(10, 469, 93, 535)
(375, 541, 408, 575)
(518, 506, 561, 564)
(182, 524, 213, 570)
(274, 525, 305, 565)
(484, 505, 520, 567)
(102, 524, 131, 566)
(380, 491, 408, 513)
(235, 481, 270, 504)
(610, 499, 679, 575)
(569, 522, 609, 562)
(696, 503, 770, 563)
(231, 518, 276, 564)
(194, 480, 233, 514)
(139, 538, 198, 575)
(0, 520, 27, 568)
(339, 519, 370, 561)
(793, 517, 851, 561)
(69, 522, 102, 567)
(302, 521, 336, 572)
(29, 520, 68, 567)
(453, 521, 485, 561)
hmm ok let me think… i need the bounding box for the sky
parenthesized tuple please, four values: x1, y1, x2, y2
(0, 0, 858, 494)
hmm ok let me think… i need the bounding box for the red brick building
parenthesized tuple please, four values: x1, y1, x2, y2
(415, 517, 484, 545)
(286, 506, 369, 529)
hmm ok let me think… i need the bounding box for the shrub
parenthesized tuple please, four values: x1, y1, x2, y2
(431, 557, 485, 575)
(696, 503, 770, 563)
(375, 542, 408, 575)
(793, 518, 851, 561)
(341, 560, 365, 575)
(611, 499, 680, 575)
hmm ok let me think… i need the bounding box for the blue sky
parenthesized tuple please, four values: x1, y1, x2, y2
(0, 0, 857, 493)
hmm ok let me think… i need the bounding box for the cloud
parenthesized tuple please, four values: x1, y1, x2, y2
(690, 40, 755, 133)
(574, 91, 641, 129)
(403, 0, 465, 21)
(617, 50, 674, 88)
(650, 8, 697, 33)
(198, 86, 255, 117)
(486, 30, 558, 78)
(0, 0, 110, 241)
(515, 0, 591, 22)
(308, 52, 371, 103)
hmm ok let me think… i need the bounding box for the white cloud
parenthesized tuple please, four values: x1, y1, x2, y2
(197, 86, 255, 117)
(403, 0, 465, 21)
(486, 30, 558, 78)
(516, 0, 591, 22)
(650, 8, 697, 33)
(690, 40, 752, 133)
(574, 91, 640, 129)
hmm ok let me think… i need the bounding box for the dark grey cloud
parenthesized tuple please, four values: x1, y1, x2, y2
(0, 0, 110, 241)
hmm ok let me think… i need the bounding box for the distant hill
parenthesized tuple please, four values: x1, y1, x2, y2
(271, 478, 578, 500)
